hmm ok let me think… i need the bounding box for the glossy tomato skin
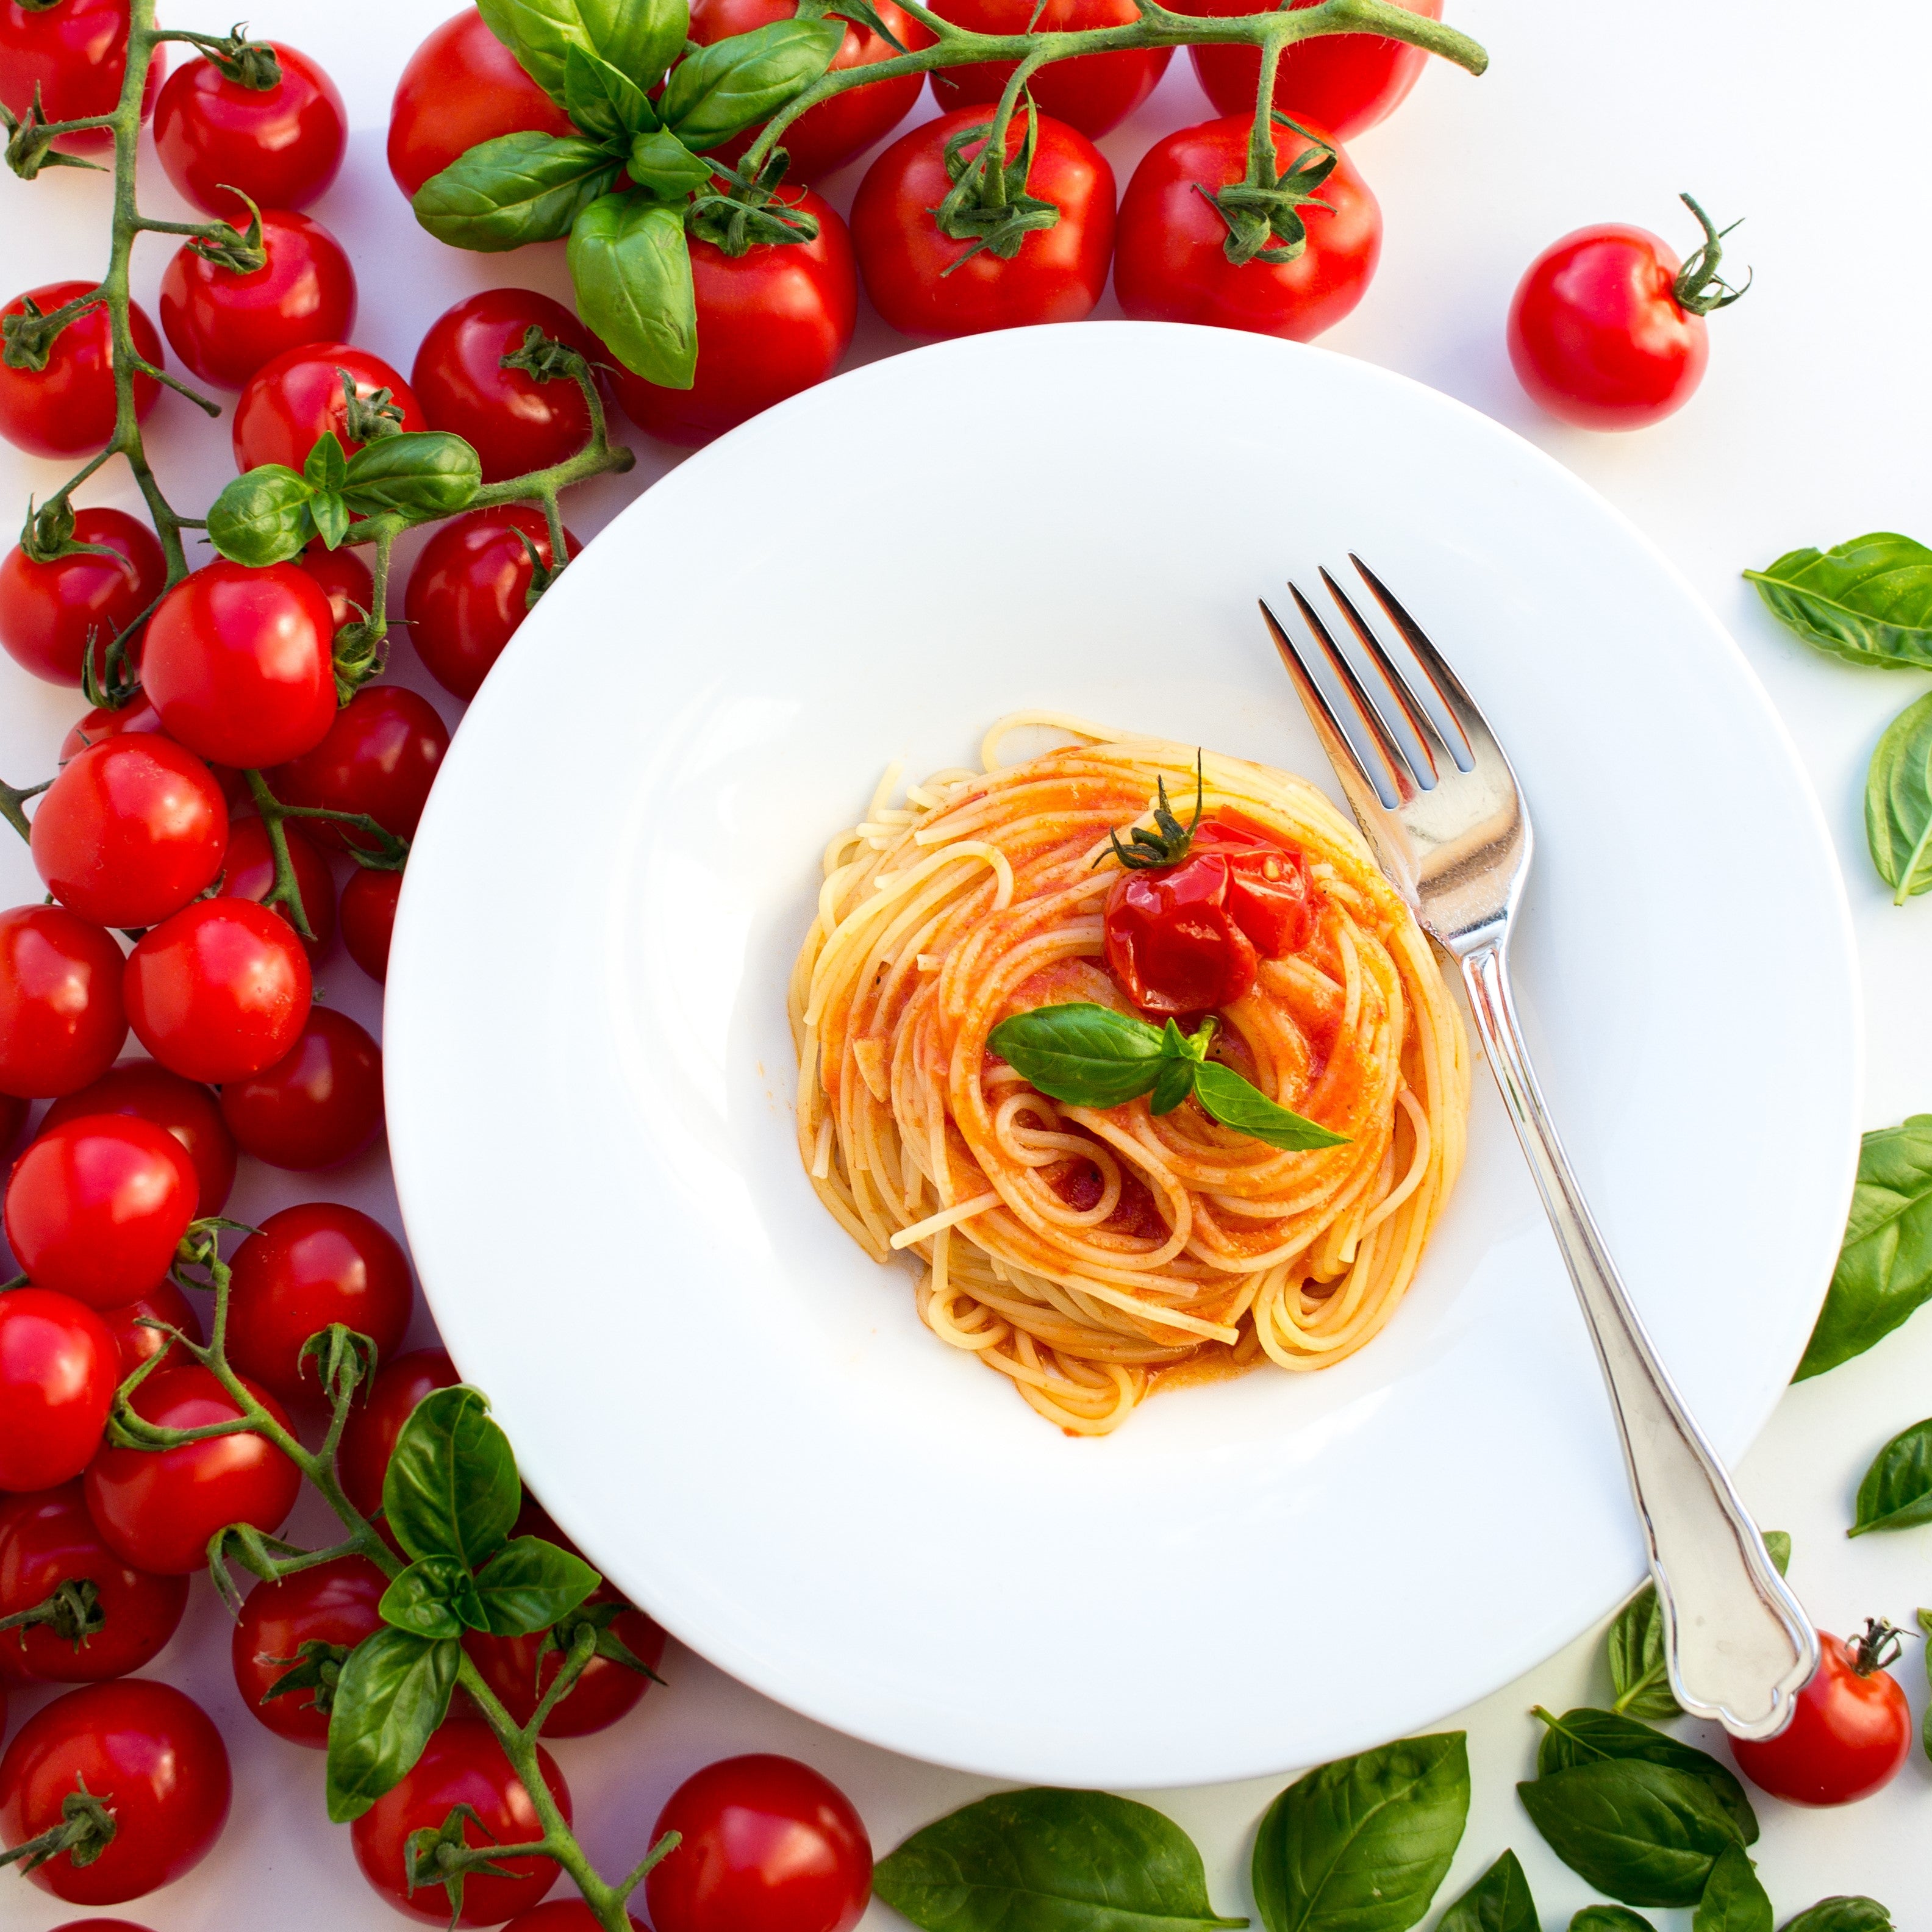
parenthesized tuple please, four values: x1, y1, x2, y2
(154, 43, 347, 212)
(268, 683, 449, 853)
(0, 509, 165, 687)
(387, 4, 575, 200)
(0, 0, 164, 156)
(1114, 115, 1379, 340)
(41, 1060, 237, 1217)
(613, 190, 856, 445)
(123, 899, 313, 1084)
(298, 540, 376, 631)
(405, 506, 579, 699)
(337, 1347, 459, 1519)
(233, 342, 428, 473)
(647, 1755, 873, 1932)
(216, 814, 337, 962)
(352, 1720, 572, 1924)
(220, 1010, 385, 1175)
(463, 1578, 667, 1735)
(928, 0, 1168, 137)
(231, 1554, 385, 1744)
(341, 867, 402, 982)
(0, 1292, 118, 1492)
(1508, 224, 1708, 430)
(61, 690, 165, 762)
(0, 906, 127, 1099)
(852, 109, 1115, 338)
(1730, 1630, 1913, 1805)
(507, 1906, 645, 1931)
(97, 1276, 205, 1377)
(0, 283, 161, 459)
(0, 1481, 189, 1680)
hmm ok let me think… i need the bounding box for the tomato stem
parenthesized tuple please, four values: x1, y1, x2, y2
(1672, 193, 1751, 317)
(0, 774, 49, 846)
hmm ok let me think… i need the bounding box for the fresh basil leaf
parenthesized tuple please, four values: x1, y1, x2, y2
(569, 189, 696, 388)
(205, 463, 315, 567)
(1849, 1415, 1932, 1534)
(1149, 1057, 1197, 1115)
(1866, 690, 1932, 903)
(303, 430, 348, 492)
(629, 126, 714, 198)
(470, 1535, 601, 1636)
(413, 131, 621, 252)
(382, 1384, 521, 1569)
(377, 1556, 475, 1640)
(1762, 1530, 1791, 1576)
(1605, 1586, 1678, 1722)
(564, 42, 658, 141)
(1778, 1900, 1894, 1932)
(1517, 1761, 1744, 1909)
(659, 18, 845, 151)
(1745, 535, 1932, 670)
(1533, 1709, 1756, 1845)
(1798, 1115, 1932, 1378)
(341, 431, 482, 520)
(479, 0, 689, 101)
(801, 0, 905, 51)
(987, 1002, 1168, 1110)
(1695, 1846, 1771, 1932)
(1251, 1732, 1468, 1932)
(1435, 1850, 1535, 1932)
(874, 1787, 1247, 1932)
(307, 490, 349, 551)
(1571, 1913, 1656, 1932)
(323, 1627, 460, 1823)
(1192, 1062, 1348, 1151)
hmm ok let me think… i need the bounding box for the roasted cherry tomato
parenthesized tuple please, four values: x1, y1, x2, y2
(96, 1276, 205, 1377)
(1114, 115, 1379, 340)
(0, 283, 162, 459)
(646, 1755, 873, 1932)
(153, 42, 347, 212)
(405, 507, 579, 699)
(0, 0, 164, 156)
(1731, 1622, 1914, 1806)
(1193, 816, 1315, 954)
(232, 342, 428, 473)
(851, 107, 1115, 337)
(928, 0, 1167, 137)
(0, 1291, 117, 1492)
(268, 683, 449, 853)
(337, 1347, 459, 1519)
(220, 1010, 385, 1174)
(215, 814, 337, 961)
(0, 509, 165, 687)
(0, 905, 127, 1099)
(341, 867, 402, 982)
(0, 1481, 189, 1681)
(1104, 856, 1258, 1014)
(298, 539, 376, 632)
(231, 1554, 387, 1745)
(612, 188, 856, 445)
(41, 1059, 237, 1217)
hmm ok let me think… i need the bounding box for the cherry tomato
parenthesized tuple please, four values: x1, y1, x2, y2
(83, 1365, 300, 1575)
(1174, 0, 1439, 141)
(412, 289, 604, 485)
(230, 1553, 385, 1745)
(4, 1116, 199, 1310)
(337, 1347, 459, 1519)
(387, 5, 576, 201)
(60, 691, 163, 762)
(40, 1060, 237, 1217)
(220, 1010, 385, 1174)
(140, 559, 338, 769)
(507, 1906, 644, 1932)
(690, 0, 923, 183)
(0, 509, 165, 687)
(1114, 115, 1379, 340)
(0, 283, 162, 460)
(1193, 815, 1316, 954)
(233, 342, 428, 474)
(0, 1481, 188, 1681)
(647, 1756, 873, 1932)
(268, 683, 448, 854)
(928, 0, 1167, 137)
(298, 540, 376, 632)
(159, 207, 357, 390)
(463, 1580, 667, 1735)
(341, 867, 402, 982)
(96, 1277, 204, 1377)
(1731, 1623, 1914, 1806)
(0, 1292, 116, 1492)
(614, 188, 855, 446)
(153, 43, 347, 212)
(216, 813, 337, 961)
(0, 0, 164, 156)
(0, 906, 127, 1100)
(351, 1719, 572, 1925)
(123, 899, 312, 1084)
(30, 737, 229, 931)
(405, 507, 579, 699)
(851, 108, 1115, 338)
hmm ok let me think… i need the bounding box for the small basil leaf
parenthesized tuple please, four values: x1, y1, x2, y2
(303, 430, 348, 493)
(413, 131, 622, 251)
(1251, 1732, 1469, 1932)
(1745, 534, 1932, 670)
(1762, 1530, 1791, 1576)
(382, 1384, 521, 1568)
(568, 189, 696, 387)
(874, 1787, 1247, 1932)
(1866, 690, 1932, 903)
(1695, 1845, 1771, 1932)
(1606, 1585, 1678, 1721)
(341, 431, 482, 519)
(1517, 1761, 1743, 1909)
(1192, 1062, 1348, 1151)
(1572, 1914, 1657, 1932)
(323, 1627, 460, 1823)
(1148, 1057, 1197, 1116)
(986, 1002, 1168, 1110)
(1435, 1850, 1536, 1932)
(1533, 1709, 1756, 1845)
(629, 127, 714, 198)
(1850, 1416, 1932, 1534)
(659, 18, 844, 151)
(801, 0, 904, 51)
(478, 0, 689, 101)
(564, 41, 658, 141)
(1777, 1900, 1895, 1932)
(1797, 1115, 1932, 1379)
(205, 464, 315, 567)
(377, 1556, 473, 1640)
(470, 1535, 601, 1636)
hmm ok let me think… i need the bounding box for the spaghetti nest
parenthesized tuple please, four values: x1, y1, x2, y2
(790, 716, 1470, 1434)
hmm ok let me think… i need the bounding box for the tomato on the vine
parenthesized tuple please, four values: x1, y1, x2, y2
(0, 1291, 117, 1492)
(41, 1059, 237, 1217)
(341, 867, 402, 982)
(153, 42, 347, 212)
(0, 0, 164, 155)
(297, 538, 376, 632)
(0, 904, 127, 1099)
(463, 1580, 667, 1736)
(0, 282, 162, 460)
(216, 814, 337, 961)
(336, 1347, 459, 1518)
(268, 682, 449, 852)
(0, 509, 165, 687)
(405, 506, 579, 700)
(928, 0, 1168, 137)
(96, 1276, 206, 1376)
(1731, 1622, 1914, 1806)
(62, 690, 164, 760)
(232, 342, 428, 474)
(220, 1010, 386, 1174)
(231, 1553, 386, 1745)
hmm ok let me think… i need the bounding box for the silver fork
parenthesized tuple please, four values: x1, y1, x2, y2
(1260, 556, 1816, 1739)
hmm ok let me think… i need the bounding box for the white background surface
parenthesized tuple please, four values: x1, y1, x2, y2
(2, 0, 1930, 1926)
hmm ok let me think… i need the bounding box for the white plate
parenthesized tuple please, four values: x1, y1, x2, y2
(385, 322, 1860, 1787)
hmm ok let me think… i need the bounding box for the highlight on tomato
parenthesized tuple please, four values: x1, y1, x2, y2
(153, 39, 348, 212)
(405, 506, 580, 700)
(267, 682, 450, 853)
(0, 0, 166, 156)
(0, 1290, 118, 1492)
(0, 282, 162, 460)
(0, 903, 129, 1100)
(0, 507, 165, 687)
(216, 813, 338, 961)
(928, 0, 1169, 138)
(219, 1009, 386, 1173)
(40, 1057, 239, 1216)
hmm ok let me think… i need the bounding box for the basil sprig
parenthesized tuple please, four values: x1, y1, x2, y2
(1850, 1415, 1932, 1534)
(1745, 534, 1932, 670)
(987, 1003, 1347, 1153)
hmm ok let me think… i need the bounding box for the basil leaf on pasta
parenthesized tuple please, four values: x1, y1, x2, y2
(1192, 1062, 1348, 1151)
(1533, 1708, 1757, 1844)
(987, 1002, 1167, 1109)
(1866, 690, 1932, 902)
(1434, 1851, 1536, 1932)
(1850, 1416, 1932, 1534)
(1745, 534, 1932, 670)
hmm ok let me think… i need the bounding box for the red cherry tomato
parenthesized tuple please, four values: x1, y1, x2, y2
(1194, 816, 1316, 954)
(40, 1060, 237, 1217)
(0, 509, 165, 687)
(96, 1276, 205, 1377)
(30, 737, 229, 931)
(216, 814, 337, 961)
(220, 1009, 385, 1175)
(507, 1906, 645, 1932)
(336, 1347, 459, 1519)
(463, 1580, 667, 1736)
(153, 43, 347, 212)
(387, 4, 576, 201)
(928, 0, 1168, 137)
(0, 283, 162, 459)
(0, 1292, 117, 1492)
(1174, 0, 1439, 141)
(1114, 115, 1379, 340)
(0, 1680, 230, 1903)
(0, 906, 127, 1100)
(140, 559, 338, 769)
(405, 507, 579, 699)
(0, 0, 164, 156)
(1104, 857, 1258, 1014)
(4, 1116, 199, 1311)
(647, 1755, 873, 1932)
(60, 690, 163, 761)
(612, 188, 855, 446)
(851, 107, 1115, 338)
(297, 540, 376, 632)
(351, 1719, 572, 1925)
(412, 289, 604, 484)
(231, 1553, 385, 1745)
(82, 1365, 300, 1575)
(123, 899, 312, 1084)
(341, 867, 402, 982)
(268, 683, 448, 854)
(0, 1481, 188, 1681)
(1731, 1623, 1914, 1806)
(232, 342, 428, 473)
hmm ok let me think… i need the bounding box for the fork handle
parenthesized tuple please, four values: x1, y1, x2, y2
(1459, 942, 1817, 1738)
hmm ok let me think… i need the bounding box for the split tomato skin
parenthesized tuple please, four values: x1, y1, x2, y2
(232, 342, 428, 474)
(1730, 1627, 1913, 1806)
(154, 42, 348, 212)
(231, 1553, 387, 1745)
(0, 284, 162, 459)
(928, 0, 1168, 138)
(336, 1347, 460, 1519)
(0, 904, 128, 1100)
(0, 0, 165, 156)
(216, 813, 337, 961)
(0, 1291, 118, 1493)
(0, 507, 165, 687)
(341, 867, 402, 982)
(405, 506, 579, 700)
(41, 1059, 238, 1217)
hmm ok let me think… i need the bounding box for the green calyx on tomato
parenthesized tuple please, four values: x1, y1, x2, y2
(1208, 110, 1336, 268)
(186, 188, 271, 273)
(3, 87, 107, 182)
(1103, 755, 1204, 870)
(932, 98, 1063, 263)
(688, 151, 822, 255)
(1670, 192, 1750, 317)
(197, 24, 283, 91)
(0, 1776, 119, 1878)
(19, 491, 123, 566)
(1, 288, 90, 373)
